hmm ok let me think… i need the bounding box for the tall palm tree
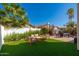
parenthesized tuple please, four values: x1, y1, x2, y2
(67, 8, 74, 23)
(1, 3, 29, 27)
(0, 10, 6, 25)
(2, 3, 11, 18)
(10, 3, 28, 27)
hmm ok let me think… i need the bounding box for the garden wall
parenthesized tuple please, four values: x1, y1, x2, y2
(4, 27, 41, 36)
(0, 26, 40, 50)
(0, 25, 4, 50)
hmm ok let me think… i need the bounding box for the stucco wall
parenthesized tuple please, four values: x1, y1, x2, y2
(0, 25, 4, 50)
(4, 28, 41, 36)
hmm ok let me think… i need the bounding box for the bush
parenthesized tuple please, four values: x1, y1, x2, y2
(40, 28, 49, 35)
(4, 33, 28, 42)
(4, 30, 40, 42)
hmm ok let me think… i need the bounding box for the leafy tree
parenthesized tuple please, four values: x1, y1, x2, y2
(0, 3, 29, 27)
(66, 21, 75, 27)
(65, 21, 77, 36)
(40, 28, 49, 35)
(0, 10, 6, 25)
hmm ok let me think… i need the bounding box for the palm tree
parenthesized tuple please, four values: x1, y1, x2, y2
(1, 3, 29, 27)
(0, 10, 6, 25)
(2, 3, 11, 18)
(67, 8, 74, 23)
(10, 3, 28, 27)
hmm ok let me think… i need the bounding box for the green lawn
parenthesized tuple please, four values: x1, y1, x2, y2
(0, 39, 79, 56)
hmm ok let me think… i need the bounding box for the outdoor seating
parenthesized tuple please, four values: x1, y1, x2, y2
(28, 35, 35, 46)
(28, 33, 49, 46)
(28, 34, 43, 46)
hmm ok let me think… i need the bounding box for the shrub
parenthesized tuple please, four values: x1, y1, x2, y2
(4, 33, 19, 42)
(40, 28, 49, 35)
(4, 30, 41, 42)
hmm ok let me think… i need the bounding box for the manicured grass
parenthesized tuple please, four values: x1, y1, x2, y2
(0, 39, 79, 56)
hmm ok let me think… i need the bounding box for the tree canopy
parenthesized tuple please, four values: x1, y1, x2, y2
(0, 3, 29, 27)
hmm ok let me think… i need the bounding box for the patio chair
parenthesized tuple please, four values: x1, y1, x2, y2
(28, 35, 37, 46)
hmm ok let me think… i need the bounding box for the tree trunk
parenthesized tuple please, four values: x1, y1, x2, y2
(77, 3, 79, 50)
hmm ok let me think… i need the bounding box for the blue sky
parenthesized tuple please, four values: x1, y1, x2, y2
(0, 3, 77, 27)
(21, 3, 77, 26)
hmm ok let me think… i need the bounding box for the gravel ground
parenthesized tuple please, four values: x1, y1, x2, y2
(49, 36, 74, 43)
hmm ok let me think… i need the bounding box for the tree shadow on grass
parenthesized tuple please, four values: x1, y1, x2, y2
(0, 40, 79, 56)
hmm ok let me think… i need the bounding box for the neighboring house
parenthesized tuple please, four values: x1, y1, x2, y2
(53, 26, 60, 36)
(34, 24, 54, 29)
(33, 23, 63, 36)
(53, 26, 60, 34)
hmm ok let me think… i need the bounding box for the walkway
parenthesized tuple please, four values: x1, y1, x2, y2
(49, 36, 74, 43)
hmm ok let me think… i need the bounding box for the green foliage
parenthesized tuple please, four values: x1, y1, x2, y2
(64, 21, 77, 36)
(67, 8, 74, 21)
(40, 28, 49, 35)
(0, 3, 29, 27)
(66, 8, 76, 36)
(0, 10, 6, 16)
(4, 33, 28, 42)
(66, 21, 75, 27)
(4, 30, 40, 42)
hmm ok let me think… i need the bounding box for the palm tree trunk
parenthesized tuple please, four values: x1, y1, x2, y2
(77, 3, 79, 50)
